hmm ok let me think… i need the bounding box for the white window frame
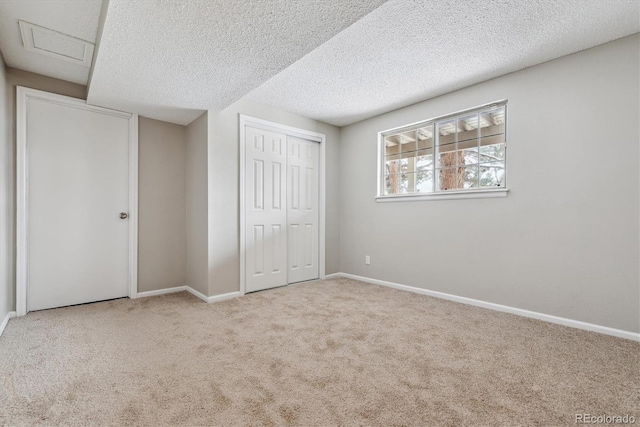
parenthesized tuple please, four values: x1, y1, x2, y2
(376, 100, 509, 202)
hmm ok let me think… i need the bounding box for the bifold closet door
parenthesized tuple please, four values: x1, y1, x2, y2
(287, 136, 319, 284)
(245, 126, 288, 293)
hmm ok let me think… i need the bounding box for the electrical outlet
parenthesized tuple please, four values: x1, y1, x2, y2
(365, 255, 370, 265)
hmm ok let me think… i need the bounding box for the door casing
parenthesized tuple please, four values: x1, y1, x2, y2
(16, 86, 139, 316)
(239, 115, 326, 295)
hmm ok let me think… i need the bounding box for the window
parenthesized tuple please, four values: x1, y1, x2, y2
(378, 101, 507, 200)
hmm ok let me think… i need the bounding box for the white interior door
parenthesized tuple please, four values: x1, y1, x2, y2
(27, 96, 131, 311)
(287, 136, 319, 284)
(245, 126, 287, 293)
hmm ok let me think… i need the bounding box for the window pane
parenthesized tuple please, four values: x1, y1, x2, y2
(479, 142, 505, 162)
(399, 157, 414, 174)
(462, 146, 479, 165)
(400, 130, 417, 157)
(400, 129, 417, 179)
(438, 147, 460, 168)
(478, 107, 505, 188)
(437, 120, 459, 168)
(416, 170, 434, 193)
(479, 162, 505, 188)
(437, 120, 456, 138)
(458, 139, 478, 150)
(460, 165, 479, 189)
(384, 134, 400, 157)
(458, 113, 479, 130)
(480, 132, 505, 149)
(458, 113, 479, 167)
(385, 157, 399, 175)
(400, 172, 416, 194)
(385, 134, 400, 146)
(385, 173, 401, 194)
(457, 113, 479, 145)
(437, 167, 461, 191)
(417, 126, 433, 150)
(416, 149, 433, 171)
(480, 106, 505, 137)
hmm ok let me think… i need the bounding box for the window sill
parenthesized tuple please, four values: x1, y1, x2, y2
(375, 188, 509, 202)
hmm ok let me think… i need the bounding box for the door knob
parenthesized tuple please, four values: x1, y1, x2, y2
(119, 212, 128, 219)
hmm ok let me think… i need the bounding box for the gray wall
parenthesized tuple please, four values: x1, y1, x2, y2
(0, 57, 13, 321)
(186, 112, 209, 296)
(138, 117, 187, 292)
(6, 67, 86, 99)
(207, 99, 340, 296)
(338, 34, 640, 333)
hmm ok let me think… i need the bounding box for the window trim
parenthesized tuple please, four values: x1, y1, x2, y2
(375, 188, 508, 202)
(376, 99, 508, 201)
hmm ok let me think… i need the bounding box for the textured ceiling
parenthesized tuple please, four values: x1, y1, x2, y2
(0, 0, 102, 85)
(247, 0, 640, 126)
(87, 0, 387, 125)
(17, 0, 632, 126)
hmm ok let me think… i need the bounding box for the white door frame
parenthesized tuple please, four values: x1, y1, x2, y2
(16, 86, 139, 316)
(239, 114, 326, 296)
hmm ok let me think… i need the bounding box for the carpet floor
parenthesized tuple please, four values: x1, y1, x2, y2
(0, 278, 638, 426)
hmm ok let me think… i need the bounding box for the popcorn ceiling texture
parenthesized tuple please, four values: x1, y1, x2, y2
(247, 0, 640, 126)
(87, 0, 387, 125)
(0, 0, 102, 85)
(2, 1, 638, 125)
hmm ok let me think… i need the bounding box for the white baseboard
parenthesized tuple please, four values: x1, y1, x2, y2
(185, 286, 240, 304)
(207, 291, 241, 303)
(186, 286, 209, 302)
(324, 273, 342, 280)
(136, 286, 187, 298)
(0, 311, 16, 338)
(136, 285, 239, 305)
(331, 272, 640, 342)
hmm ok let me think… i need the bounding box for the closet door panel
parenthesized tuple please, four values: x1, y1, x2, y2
(245, 126, 287, 293)
(287, 136, 319, 284)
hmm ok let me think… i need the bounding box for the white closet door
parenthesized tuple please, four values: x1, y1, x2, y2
(28, 97, 131, 311)
(287, 136, 319, 284)
(245, 126, 288, 293)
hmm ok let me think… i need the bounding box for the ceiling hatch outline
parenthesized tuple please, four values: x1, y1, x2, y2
(19, 20, 94, 67)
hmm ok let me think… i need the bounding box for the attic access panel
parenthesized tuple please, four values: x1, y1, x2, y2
(19, 20, 94, 67)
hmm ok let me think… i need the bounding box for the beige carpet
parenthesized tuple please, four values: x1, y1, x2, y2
(0, 278, 638, 426)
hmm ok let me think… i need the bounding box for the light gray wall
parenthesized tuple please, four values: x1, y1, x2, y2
(138, 117, 187, 292)
(207, 99, 340, 296)
(186, 112, 209, 296)
(339, 34, 640, 333)
(0, 57, 14, 322)
(6, 67, 86, 99)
